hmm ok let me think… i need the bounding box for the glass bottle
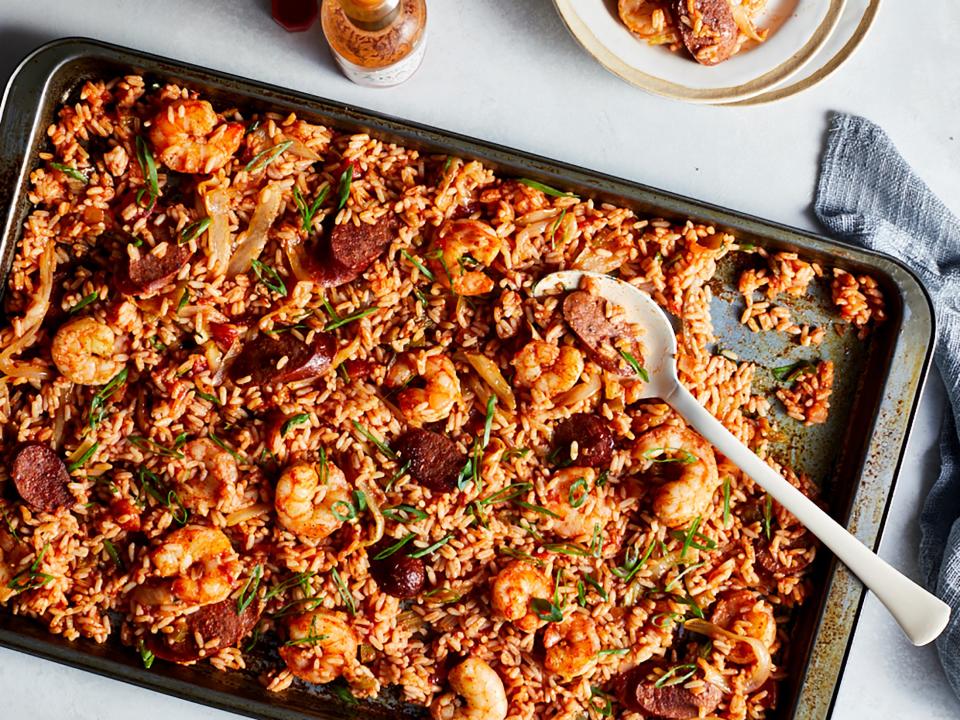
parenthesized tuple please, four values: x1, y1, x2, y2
(321, 0, 427, 87)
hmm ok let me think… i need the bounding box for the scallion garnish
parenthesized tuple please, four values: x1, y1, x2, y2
(498, 547, 543, 566)
(567, 476, 589, 508)
(103, 539, 122, 569)
(351, 420, 396, 459)
(251, 258, 288, 297)
(543, 542, 591, 557)
(89, 368, 128, 429)
(612, 538, 657, 583)
(177, 286, 190, 312)
(209, 432, 246, 464)
(477, 482, 531, 506)
(280, 413, 310, 437)
(51, 162, 89, 183)
(482, 395, 497, 448)
(722, 476, 731, 527)
(284, 633, 331, 646)
(331, 500, 357, 522)
(128, 435, 185, 459)
(401, 249, 435, 281)
(654, 663, 698, 689)
(179, 217, 211, 245)
(324, 306, 378, 331)
(664, 562, 705, 593)
(530, 597, 563, 623)
(763, 493, 773, 539)
(135, 136, 159, 207)
(336, 164, 353, 211)
(518, 178, 576, 199)
(67, 442, 99, 472)
(502, 447, 530, 461)
(547, 207, 567, 247)
(408, 534, 452, 559)
(373, 534, 415, 560)
(293, 185, 329, 233)
(330, 567, 356, 615)
(382, 504, 428, 522)
(582, 573, 608, 601)
(68, 291, 99, 314)
(245, 140, 293, 173)
(597, 647, 630, 657)
(640, 447, 698, 464)
(138, 640, 155, 670)
(236, 564, 263, 613)
(618, 350, 650, 382)
(6, 543, 54, 593)
(263, 571, 316, 603)
(771, 360, 815, 383)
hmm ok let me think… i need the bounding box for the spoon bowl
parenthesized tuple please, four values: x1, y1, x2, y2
(533, 269, 950, 646)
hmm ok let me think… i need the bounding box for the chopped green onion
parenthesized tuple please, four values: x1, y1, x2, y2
(664, 562, 705, 593)
(373, 534, 415, 560)
(353, 490, 367, 512)
(177, 286, 190, 312)
(384, 460, 411, 492)
(498, 547, 542, 566)
(103, 539, 122, 568)
(619, 350, 650, 382)
(251, 258, 288, 297)
(583, 573, 608, 601)
(590, 685, 614, 717)
(383, 504, 428, 522)
(577, 580, 587, 606)
(330, 567, 356, 615)
(518, 178, 576, 198)
(51, 162, 89, 183)
(6, 543, 54, 593)
(512, 500, 561, 518)
(478, 482, 532, 506)
(293, 185, 330, 233)
(671, 592, 705, 619)
(89, 368, 129, 430)
(351, 420, 396, 459)
(331, 500, 357, 522)
(280, 413, 310, 437)
(763, 493, 773, 539)
(284, 633, 330, 646)
(209, 432, 245, 464)
(612, 538, 657, 583)
(324, 306, 378, 331)
(771, 360, 815, 383)
(669, 526, 717, 554)
(654, 663, 698, 689)
(138, 640, 155, 670)
(530, 597, 563, 623)
(67, 442, 99, 472)
(68, 291, 99, 314)
(263, 571, 316, 603)
(408, 534, 452, 559)
(543, 542, 591, 557)
(179, 217, 211, 244)
(679, 516, 703, 560)
(722, 476, 731, 527)
(245, 140, 293, 173)
(194, 389, 222, 406)
(330, 682, 358, 706)
(641, 447, 698, 464)
(135, 136, 159, 205)
(336, 164, 354, 210)
(236, 565, 263, 613)
(597, 647, 630, 656)
(127, 435, 185, 459)
(482, 395, 497, 448)
(401, 249, 435, 281)
(502, 447, 530, 461)
(567, 476, 589, 508)
(547, 208, 567, 247)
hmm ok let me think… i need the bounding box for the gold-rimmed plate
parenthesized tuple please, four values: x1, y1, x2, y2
(553, 0, 847, 104)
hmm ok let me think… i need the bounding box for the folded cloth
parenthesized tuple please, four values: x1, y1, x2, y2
(815, 112, 960, 694)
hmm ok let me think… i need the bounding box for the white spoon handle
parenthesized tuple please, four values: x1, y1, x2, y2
(667, 383, 950, 646)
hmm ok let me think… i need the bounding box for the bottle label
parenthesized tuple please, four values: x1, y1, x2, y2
(333, 31, 427, 87)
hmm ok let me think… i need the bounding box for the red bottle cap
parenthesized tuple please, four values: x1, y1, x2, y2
(272, 0, 319, 32)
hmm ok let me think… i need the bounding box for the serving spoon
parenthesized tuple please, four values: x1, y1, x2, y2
(534, 270, 950, 646)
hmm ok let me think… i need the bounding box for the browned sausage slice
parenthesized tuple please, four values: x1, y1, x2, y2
(672, 0, 739, 66)
(552, 414, 614, 468)
(395, 428, 465, 493)
(619, 667, 722, 718)
(118, 243, 192, 296)
(562, 291, 637, 377)
(147, 598, 260, 664)
(313, 215, 397, 288)
(11, 443, 72, 512)
(229, 333, 336, 385)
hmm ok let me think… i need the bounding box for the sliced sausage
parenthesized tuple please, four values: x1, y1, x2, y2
(11, 443, 72, 512)
(619, 666, 722, 718)
(754, 534, 814, 578)
(395, 428, 465, 493)
(672, 0, 739, 66)
(229, 332, 336, 385)
(552, 414, 614, 468)
(117, 242, 192, 296)
(562, 291, 636, 376)
(147, 598, 260, 664)
(313, 215, 397, 288)
(368, 537, 426, 599)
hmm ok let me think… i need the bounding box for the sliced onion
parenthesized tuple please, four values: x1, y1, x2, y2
(227, 184, 283, 277)
(684, 618, 772, 692)
(204, 187, 233, 277)
(283, 236, 314, 282)
(358, 477, 385, 547)
(0, 240, 55, 380)
(284, 137, 322, 162)
(463, 351, 517, 410)
(730, 4, 767, 42)
(225, 502, 271, 527)
(557, 372, 601, 406)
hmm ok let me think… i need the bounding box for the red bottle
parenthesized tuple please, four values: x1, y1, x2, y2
(272, 0, 319, 32)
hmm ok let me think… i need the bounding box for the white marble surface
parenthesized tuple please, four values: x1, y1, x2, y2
(0, 0, 958, 717)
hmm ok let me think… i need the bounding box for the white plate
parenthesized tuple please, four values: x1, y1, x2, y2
(553, 0, 847, 103)
(724, 0, 880, 105)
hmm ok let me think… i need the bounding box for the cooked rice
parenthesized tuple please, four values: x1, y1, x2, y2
(775, 361, 835, 426)
(0, 76, 880, 719)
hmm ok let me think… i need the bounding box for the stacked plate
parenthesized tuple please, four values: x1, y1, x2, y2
(553, 0, 880, 104)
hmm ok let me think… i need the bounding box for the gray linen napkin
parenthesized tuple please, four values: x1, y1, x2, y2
(815, 112, 960, 694)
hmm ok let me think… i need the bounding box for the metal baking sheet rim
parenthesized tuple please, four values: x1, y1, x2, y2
(0, 37, 937, 720)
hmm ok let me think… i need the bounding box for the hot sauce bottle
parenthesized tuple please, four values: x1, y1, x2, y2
(321, 0, 427, 87)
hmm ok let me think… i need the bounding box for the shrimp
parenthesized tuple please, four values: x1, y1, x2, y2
(432, 219, 502, 296)
(150, 525, 242, 606)
(512, 341, 583, 398)
(274, 460, 352, 541)
(710, 589, 777, 664)
(431, 657, 508, 720)
(51, 316, 121, 385)
(543, 613, 600, 679)
(386, 353, 461, 425)
(633, 425, 719, 528)
(542, 467, 611, 542)
(148, 99, 244, 174)
(278, 610, 358, 684)
(490, 560, 553, 632)
(176, 439, 240, 515)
